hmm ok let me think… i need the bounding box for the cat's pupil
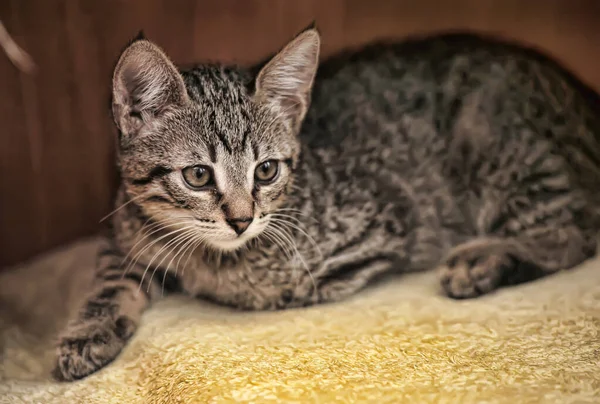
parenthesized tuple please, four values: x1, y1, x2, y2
(194, 167, 205, 178)
(260, 162, 271, 174)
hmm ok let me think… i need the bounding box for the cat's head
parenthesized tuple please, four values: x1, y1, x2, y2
(111, 26, 320, 251)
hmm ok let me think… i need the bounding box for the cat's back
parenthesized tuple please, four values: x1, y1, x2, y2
(302, 32, 600, 149)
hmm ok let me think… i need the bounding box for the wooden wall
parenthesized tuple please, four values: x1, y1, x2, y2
(1, 0, 599, 268)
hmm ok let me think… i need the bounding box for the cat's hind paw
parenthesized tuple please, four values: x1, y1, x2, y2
(438, 247, 511, 299)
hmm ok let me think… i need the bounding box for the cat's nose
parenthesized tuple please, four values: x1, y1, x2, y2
(226, 217, 253, 235)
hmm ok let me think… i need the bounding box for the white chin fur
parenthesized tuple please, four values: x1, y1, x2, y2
(205, 226, 264, 252)
(208, 236, 253, 252)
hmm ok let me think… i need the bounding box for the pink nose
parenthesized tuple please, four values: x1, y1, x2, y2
(226, 217, 253, 235)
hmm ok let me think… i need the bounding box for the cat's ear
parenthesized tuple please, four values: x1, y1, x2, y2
(111, 38, 188, 138)
(255, 26, 320, 132)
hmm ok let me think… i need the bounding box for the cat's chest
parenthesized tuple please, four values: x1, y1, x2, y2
(176, 205, 379, 310)
(177, 247, 304, 309)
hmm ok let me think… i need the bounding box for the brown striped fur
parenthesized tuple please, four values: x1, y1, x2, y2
(53, 26, 600, 381)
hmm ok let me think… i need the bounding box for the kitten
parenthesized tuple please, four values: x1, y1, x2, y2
(53, 25, 600, 381)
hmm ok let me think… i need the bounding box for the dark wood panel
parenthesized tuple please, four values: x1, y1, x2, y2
(0, 0, 46, 263)
(0, 0, 599, 267)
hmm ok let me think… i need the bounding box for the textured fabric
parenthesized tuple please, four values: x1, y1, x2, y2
(1, 238, 599, 403)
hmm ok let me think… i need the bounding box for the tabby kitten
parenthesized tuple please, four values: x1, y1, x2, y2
(53, 25, 600, 381)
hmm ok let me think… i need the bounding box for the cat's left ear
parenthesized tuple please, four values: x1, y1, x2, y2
(255, 25, 321, 132)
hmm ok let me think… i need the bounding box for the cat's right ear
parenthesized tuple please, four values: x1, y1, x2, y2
(111, 38, 188, 138)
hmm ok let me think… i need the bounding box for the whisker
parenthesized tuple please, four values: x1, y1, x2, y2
(264, 225, 295, 261)
(122, 217, 212, 275)
(269, 221, 316, 292)
(268, 222, 303, 263)
(270, 222, 315, 290)
(288, 183, 305, 194)
(157, 229, 199, 296)
(180, 236, 205, 278)
(139, 226, 197, 294)
(142, 229, 194, 290)
(121, 218, 181, 267)
(274, 208, 319, 222)
(99, 192, 150, 223)
(269, 215, 323, 261)
(165, 230, 209, 292)
(261, 229, 298, 281)
(173, 233, 202, 281)
(124, 222, 195, 279)
(262, 228, 293, 262)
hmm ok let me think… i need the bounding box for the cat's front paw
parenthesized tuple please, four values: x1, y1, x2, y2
(52, 315, 136, 381)
(438, 248, 511, 299)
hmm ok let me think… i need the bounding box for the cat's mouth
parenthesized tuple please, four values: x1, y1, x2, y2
(202, 218, 267, 252)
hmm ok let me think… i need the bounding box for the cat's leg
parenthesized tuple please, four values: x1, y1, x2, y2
(438, 195, 597, 299)
(52, 239, 167, 381)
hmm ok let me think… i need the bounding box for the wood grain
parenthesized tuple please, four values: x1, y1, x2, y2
(1, 0, 599, 267)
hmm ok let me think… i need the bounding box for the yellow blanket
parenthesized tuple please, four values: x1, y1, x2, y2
(1, 238, 599, 403)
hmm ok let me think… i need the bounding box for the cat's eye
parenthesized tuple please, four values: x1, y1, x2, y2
(182, 165, 213, 189)
(255, 160, 279, 184)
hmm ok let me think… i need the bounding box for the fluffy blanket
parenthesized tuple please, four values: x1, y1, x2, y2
(0, 238, 599, 403)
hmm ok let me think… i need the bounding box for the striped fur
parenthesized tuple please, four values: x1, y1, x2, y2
(53, 28, 600, 381)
